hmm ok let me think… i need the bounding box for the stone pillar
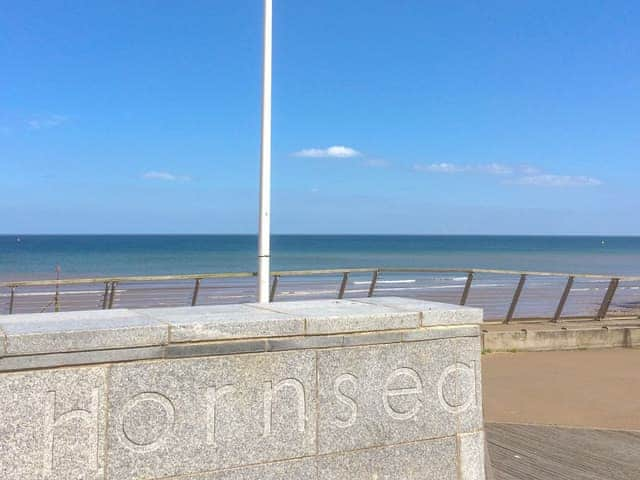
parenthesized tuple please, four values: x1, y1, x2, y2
(0, 297, 487, 479)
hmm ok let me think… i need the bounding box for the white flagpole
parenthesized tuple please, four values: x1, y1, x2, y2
(257, 0, 272, 303)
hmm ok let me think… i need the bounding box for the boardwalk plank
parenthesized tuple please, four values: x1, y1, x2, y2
(487, 423, 640, 480)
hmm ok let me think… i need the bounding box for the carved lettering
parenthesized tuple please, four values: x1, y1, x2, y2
(206, 385, 235, 447)
(437, 362, 477, 414)
(383, 368, 423, 420)
(332, 373, 358, 429)
(263, 378, 306, 436)
(43, 388, 101, 478)
(118, 392, 175, 453)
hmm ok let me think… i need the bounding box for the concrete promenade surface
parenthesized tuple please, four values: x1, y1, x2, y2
(483, 349, 640, 430)
(483, 349, 640, 479)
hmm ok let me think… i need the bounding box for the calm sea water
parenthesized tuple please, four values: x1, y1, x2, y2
(1, 235, 639, 280)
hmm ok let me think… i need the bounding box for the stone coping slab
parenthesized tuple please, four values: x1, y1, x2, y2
(357, 297, 483, 326)
(251, 299, 422, 334)
(0, 309, 168, 357)
(0, 325, 481, 372)
(0, 297, 482, 360)
(139, 304, 305, 343)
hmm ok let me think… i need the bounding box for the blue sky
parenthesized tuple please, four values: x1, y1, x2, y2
(1, 1, 639, 234)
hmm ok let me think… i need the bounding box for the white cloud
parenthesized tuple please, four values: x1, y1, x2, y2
(293, 146, 361, 158)
(27, 114, 68, 130)
(513, 174, 602, 187)
(143, 171, 191, 181)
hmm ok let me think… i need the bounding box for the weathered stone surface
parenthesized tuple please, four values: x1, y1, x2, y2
(317, 338, 482, 454)
(255, 299, 420, 334)
(356, 297, 483, 326)
(142, 304, 303, 343)
(188, 458, 316, 479)
(341, 330, 403, 347)
(0, 309, 168, 356)
(106, 350, 316, 480)
(0, 345, 165, 372)
(453, 337, 485, 433)
(458, 431, 487, 480)
(266, 335, 343, 352)
(402, 325, 481, 343)
(165, 339, 267, 358)
(318, 437, 457, 479)
(0, 297, 488, 480)
(0, 367, 106, 480)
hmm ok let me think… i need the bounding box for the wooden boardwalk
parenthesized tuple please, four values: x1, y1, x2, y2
(487, 423, 640, 480)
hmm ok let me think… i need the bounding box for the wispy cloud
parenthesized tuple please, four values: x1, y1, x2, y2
(512, 174, 602, 187)
(413, 162, 512, 175)
(414, 162, 464, 174)
(413, 162, 601, 187)
(478, 163, 513, 175)
(27, 114, 68, 130)
(142, 171, 191, 182)
(363, 158, 391, 168)
(293, 146, 362, 158)
(520, 165, 541, 175)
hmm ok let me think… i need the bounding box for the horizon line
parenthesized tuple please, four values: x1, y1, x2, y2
(2, 233, 639, 238)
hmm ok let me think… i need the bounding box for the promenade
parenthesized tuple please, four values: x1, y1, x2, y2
(483, 349, 640, 479)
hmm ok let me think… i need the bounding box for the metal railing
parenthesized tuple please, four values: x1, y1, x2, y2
(1, 267, 639, 323)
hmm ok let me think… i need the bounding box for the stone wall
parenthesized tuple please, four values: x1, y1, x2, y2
(0, 297, 486, 479)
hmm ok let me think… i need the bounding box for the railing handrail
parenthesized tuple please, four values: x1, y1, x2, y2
(2, 266, 638, 323)
(380, 267, 635, 280)
(1, 266, 638, 289)
(0, 272, 257, 288)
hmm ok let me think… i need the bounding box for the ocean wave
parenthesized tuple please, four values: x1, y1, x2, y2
(353, 279, 416, 285)
(0, 289, 120, 297)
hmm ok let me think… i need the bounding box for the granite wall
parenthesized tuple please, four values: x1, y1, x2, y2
(0, 297, 486, 479)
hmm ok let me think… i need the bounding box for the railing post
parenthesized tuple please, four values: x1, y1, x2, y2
(53, 265, 61, 312)
(108, 282, 118, 309)
(102, 282, 110, 309)
(552, 276, 574, 323)
(9, 287, 15, 314)
(595, 278, 619, 320)
(338, 272, 349, 299)
(367, 270, 379, 297)
(191, 278, 201, 306)
(54, 283, 60, 313)
(269, 275, 279, 302)
(504, 274, 527, 324)
(460, 272, 473, 306)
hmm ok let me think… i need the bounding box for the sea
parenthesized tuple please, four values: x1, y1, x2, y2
(2, 235, 639, 280)
(1, 235, 639, 319)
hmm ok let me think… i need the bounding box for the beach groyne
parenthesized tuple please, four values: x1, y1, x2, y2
(0, 297, 486, 479)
